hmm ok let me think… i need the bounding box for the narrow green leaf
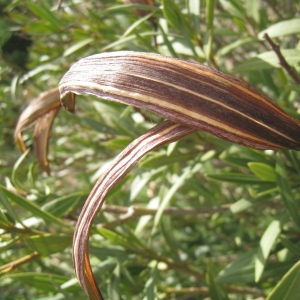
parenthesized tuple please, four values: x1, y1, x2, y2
(248, 162, 276, 182)
(188, 0, 201, 36)
(27, 1, 62, 31)
(207, 259, 229, 300)
(267, 261, 300, 300)
(203, 0, 215, 60)
(108, 265, 121, 300)
(234, 49, 300, 71)
(248, 186, 279, 198)
(42, 192, 83, 217)
(255, 219, 282, 282)
(101, 32, 154, 52)
(63, 38, 94, 57)
(162, 0, 181, 29)
(217, 37, 254, 57)
(3, 272, 77, 292)
(24, 21, 61, 35)
(217, 256, 292, 284)
(0, 189, 24, 226)
(276, 154, 300, 228)
(0, 236, 20, 252)
(258, 18, 300, 39)
(200, 149, 216, 162)
(218, 0, 246, 19)
(98, 228, 143, 251)
(130, 172, 152, 201)
(178, 19, 199, 59)
(104, 3, 157, 14)
(89, 246, 128, 261)
(206, 0, 215, 29)
(157, 22, 178, 57)
(245, 0, 260, 23)
(279, 237, 300, 257)
(122, 9, 157, 38)
(0, 19, 12, 47)
(120, 266, 138, 291)
(140, 151, 193, 169)
(0, 185, 71, 228)
(206, 172, 271, 185)
(12, 148, 30, 188)
(217, 251, 256, 284)
(220, 154, 252, 169)
(161, 216, 180, 260)
(102, 136, 132, 150)
(0, 208, 15, 229)
(153, 167, 191, 229)
(143, 264, 157, 300)
(230, 198, 253, 213)
(134, 197, 159, 235)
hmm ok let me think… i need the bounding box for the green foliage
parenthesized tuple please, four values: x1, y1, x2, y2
(1, 0, 300, 299)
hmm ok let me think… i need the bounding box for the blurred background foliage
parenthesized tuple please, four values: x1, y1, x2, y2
(1, 0, 300, 299)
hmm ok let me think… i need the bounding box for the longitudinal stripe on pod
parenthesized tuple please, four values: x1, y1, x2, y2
(59, 51, 300, 300)
(59, 80, 284, 149)
(60, 52, 300, 149)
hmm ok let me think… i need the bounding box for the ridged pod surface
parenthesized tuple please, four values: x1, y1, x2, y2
(59, 51, 300, 300)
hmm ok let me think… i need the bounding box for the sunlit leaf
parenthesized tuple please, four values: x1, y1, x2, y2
(217, 251, 256, 284)
(234, 49, 300, 71)
(258, 18, 300, 39)
(248, 162, 276, 182)
(267, 261, 300, 300)
(0, 185, 70, 228)
(255, 219, 282, 282)
(63, 38, 94, 57)
(206, 172, 271, 184)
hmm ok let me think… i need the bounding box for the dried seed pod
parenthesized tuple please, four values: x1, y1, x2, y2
(60, 51, 300, 151)
(58, 51, 300, 300)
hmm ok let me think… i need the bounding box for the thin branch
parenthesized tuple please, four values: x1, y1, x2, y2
(56, 0, 63, 10)
(226, 285, 265, 297)
(124, 243, 205, 281)
(264, 33, 300, 84)
(0, 252, 40, 274)
(102, 204, 231, 215)
(165, 285, 265, 297)
(147, 250, 205, 281)
(98, 204, 231, 229)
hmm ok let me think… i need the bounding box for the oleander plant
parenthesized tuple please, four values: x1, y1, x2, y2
(1, 1, 300, 299)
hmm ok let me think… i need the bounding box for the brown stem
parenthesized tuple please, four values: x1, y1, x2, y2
(165, 285, 265, 297)
(99, 204, 231, 229)
(0, 252, 40, 274)
(264, 33, 300, 84)
(128, 245, 205, 281)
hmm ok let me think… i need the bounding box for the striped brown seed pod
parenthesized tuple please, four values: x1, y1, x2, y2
(58, 51, 300, 300)
(14, 87, 61, 174)
(60, 51, 300, 151)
